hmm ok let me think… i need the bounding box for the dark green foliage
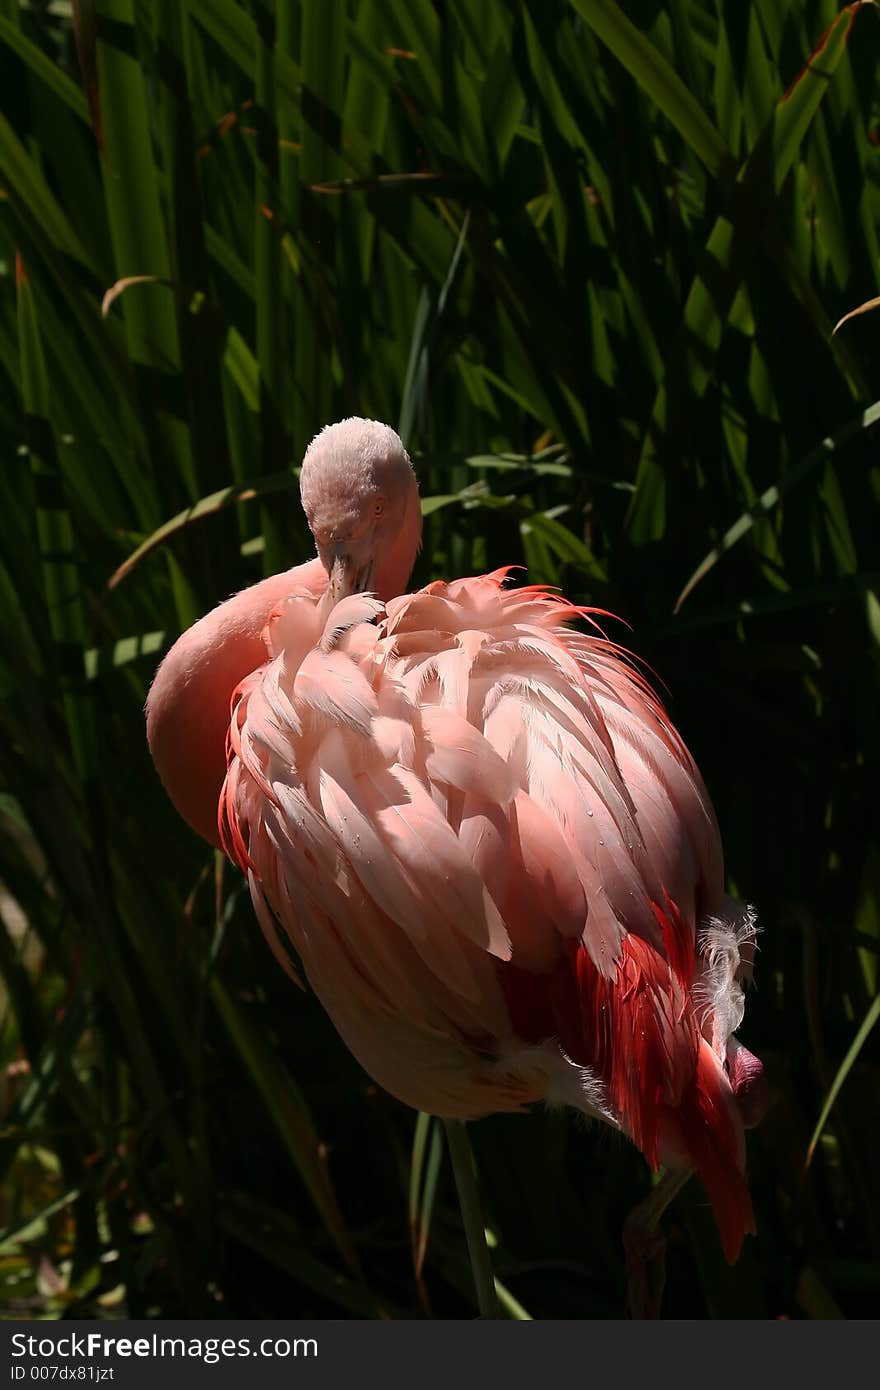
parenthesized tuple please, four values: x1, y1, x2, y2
(0, 0, 877, 1318)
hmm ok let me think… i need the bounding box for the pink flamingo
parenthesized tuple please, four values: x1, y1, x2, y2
(147, 418, 765, 1314)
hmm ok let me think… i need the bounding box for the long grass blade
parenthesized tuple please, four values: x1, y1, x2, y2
(806, 993, 880, 1166)
(675, 400, 880, 610)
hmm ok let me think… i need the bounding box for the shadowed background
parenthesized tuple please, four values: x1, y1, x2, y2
(0, 0, 878, 1318)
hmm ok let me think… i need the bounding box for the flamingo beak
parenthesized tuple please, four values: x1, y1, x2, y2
(326, 548, 375, 607)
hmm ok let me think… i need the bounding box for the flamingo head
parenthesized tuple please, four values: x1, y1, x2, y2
(300, 417, 422, 606)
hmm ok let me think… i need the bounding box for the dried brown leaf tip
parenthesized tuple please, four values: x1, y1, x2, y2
(101, 275, 162, 318)
(832, 295, 880, 336)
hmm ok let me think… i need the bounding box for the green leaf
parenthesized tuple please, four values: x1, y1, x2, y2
(211, 977, 360, 1278)
(0, 110, 90, 265)
(567, 0, 730, 175)
(807, 992, 880, 1166)
(0, 16, 90, 125)
(84, 631, 167, 680)
(765, 3, 873, 194)
(106, 472, 297, 592)
(675, 400, 880, 611)
(409, 1112, 443, 1286)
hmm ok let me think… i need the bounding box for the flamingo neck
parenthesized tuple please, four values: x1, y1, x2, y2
(146, 560, 325, 847)
(373, 482, 422, 600)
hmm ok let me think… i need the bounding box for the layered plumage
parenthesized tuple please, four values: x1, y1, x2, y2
(146, 417, 764, 1273)
(218, 567, 760, 1262)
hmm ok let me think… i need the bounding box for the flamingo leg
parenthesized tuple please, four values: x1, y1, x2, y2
(622, 1167, 692, 1319)
(444, 1120, 500, 1318)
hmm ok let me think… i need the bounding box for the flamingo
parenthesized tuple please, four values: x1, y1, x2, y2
(146, 417, 766, 1314)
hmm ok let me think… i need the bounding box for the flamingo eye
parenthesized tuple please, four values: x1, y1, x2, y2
(374, 500, 384, 517)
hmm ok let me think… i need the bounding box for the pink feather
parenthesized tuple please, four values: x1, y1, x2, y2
(148, 419, 763, 1269)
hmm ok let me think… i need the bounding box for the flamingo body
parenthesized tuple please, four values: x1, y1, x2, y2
(219, 570, 757, 1261)
(147, 418, 763, 1269)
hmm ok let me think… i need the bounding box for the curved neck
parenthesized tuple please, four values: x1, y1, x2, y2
(373, 479, 422, 600)
(146, 560, 325, 846)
